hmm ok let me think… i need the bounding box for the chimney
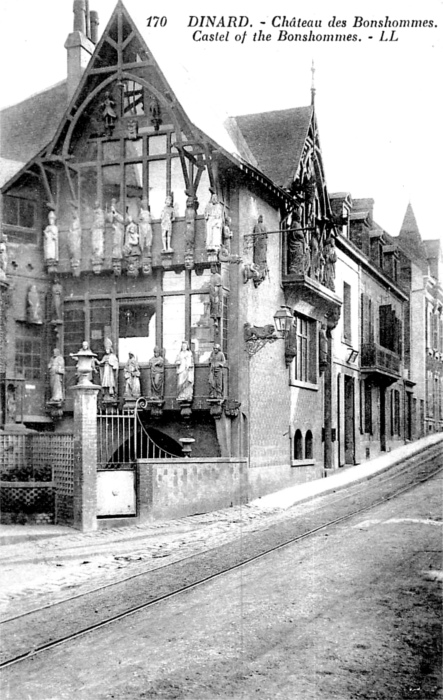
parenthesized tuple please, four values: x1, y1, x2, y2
(90, 11, 99, 44)
(64, 0, 95, 101)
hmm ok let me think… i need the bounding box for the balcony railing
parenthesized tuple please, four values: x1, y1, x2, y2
(361, 342, 400, 378)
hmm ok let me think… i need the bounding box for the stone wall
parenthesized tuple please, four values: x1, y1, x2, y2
(136, 458, 248, 521)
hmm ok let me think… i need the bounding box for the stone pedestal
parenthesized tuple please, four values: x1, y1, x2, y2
(72, 383, 101, 532)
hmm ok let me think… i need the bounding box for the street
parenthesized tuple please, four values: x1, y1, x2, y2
(1, 470, 441, 699)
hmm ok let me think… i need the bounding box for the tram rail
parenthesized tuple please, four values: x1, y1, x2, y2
(1, 442, 442, 669)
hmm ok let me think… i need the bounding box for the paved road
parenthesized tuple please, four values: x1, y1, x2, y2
(2, 469, 441, 699)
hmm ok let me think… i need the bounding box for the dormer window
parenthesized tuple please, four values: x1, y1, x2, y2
(2, 196, 37, 244)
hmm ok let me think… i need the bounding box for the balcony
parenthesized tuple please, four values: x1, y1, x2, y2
(361, 343, 401, 384)
(63, 364, 229, 414)
(281, 228, 341, 325)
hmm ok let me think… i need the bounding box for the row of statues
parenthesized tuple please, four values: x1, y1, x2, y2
(286, 205, 337, 291)
(47, 340, 226, 405)
(43, 192, 231, 276)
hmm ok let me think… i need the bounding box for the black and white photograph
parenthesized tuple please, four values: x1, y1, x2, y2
(0, 1, 442, 698)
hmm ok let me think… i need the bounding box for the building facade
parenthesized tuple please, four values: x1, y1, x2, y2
(0, 1, 436, 525)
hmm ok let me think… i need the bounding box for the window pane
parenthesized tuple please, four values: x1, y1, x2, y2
(20, 200, 36, 229)
(78, 168, 98, 224)
(125, 139, 143, 158)
(191, 269, 211, 290)
(90, 300, 112, 357)
(103, 165, 121, 209)
(64, 304, 86, 365)
(123, 81, 145, 115)
(163, 270, 185, 292)
(118, 302, 156, 363)
(191, 294, 212, 362)
(149, 135, 167, 155)
(162, 296, 185, 363)
(103, 140, 120, 161)
(125, 163, 143, 220)
(197, 169, 210, 203)
(3, 196, 19, 226)
(148, 160, 167, 218)
(170, 158, 186, 216)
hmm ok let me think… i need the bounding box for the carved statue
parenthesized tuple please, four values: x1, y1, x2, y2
(310, 227, 321, 280)
(48, 348, 65, 403)
(127, 119, 139, 140)
(71, 340, 98, 383)
(101, 92, 117, 133)
(175, 341, 194, 402)
(204, 193, 224, 251)
(51, 279, 62, 322)
(68, 205, 82, 275)
(148, 346, 165, 399)
(91, 201, 105, 263)
(123, 353, 141, 399)
(209, 343, 226, 399)
(322, 236, 337, 291)
(319, 325, 328, 373)
(185, 195, 197, 251)
(149, 95, 162, 131)
(109, 199, 125, 259)
(288, 208, 309, 275)
(26, 284, 43, 324)
(209, 265, 222, 328)
(43, 210, 59, 264)
(123, 215, 141, 256)
(223, 215, 233, 245)
(244, 323, 277, 341)
(6, 384, 16, 423)
(243, 215, 268, 287)
(0, 236, 8, 279)
(99, 338, 119, 398)
(161, 195, 175, 252)
(138, 199, 153, 253)
(184, 252, 195, 270)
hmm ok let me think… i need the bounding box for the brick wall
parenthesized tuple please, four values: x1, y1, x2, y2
(136, 458, 248, 520)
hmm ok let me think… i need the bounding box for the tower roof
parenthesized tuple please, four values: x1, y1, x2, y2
(398, 203, 427, 261)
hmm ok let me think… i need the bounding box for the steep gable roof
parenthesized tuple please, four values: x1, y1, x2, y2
(397, 202, 428, 262)
(229, 106, 313, 189)
(0, 82, 68, 163)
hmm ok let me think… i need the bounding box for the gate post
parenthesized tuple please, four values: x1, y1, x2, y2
(72, 382, 101, 532)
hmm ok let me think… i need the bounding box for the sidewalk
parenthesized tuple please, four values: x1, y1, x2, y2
(2, 432, 442, 551)
(1, 433, 442, 617)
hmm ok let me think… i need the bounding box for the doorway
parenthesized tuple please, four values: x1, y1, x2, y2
(380, 386, 386, 451)
(344, 375, 355, 465)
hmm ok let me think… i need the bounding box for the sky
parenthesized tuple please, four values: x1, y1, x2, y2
(0, 0, 442, 242)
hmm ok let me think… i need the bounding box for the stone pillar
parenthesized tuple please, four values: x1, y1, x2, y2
(72, 383, 100, 531)
(324, 332, 333, 470)
(136, 460, 153, 523)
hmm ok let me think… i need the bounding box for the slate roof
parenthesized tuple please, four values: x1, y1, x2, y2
(0, 81, 68, 163)
(228, 107, 313, 189)
(0, 158, 25, 188)
(396, 203, 428, 262)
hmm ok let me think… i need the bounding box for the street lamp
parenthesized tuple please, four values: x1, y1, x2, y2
(244, 306, 293, 356)
(273, 306, 293, 339)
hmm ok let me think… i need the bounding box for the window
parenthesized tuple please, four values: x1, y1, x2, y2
(294, 430, 303, 460)
(62, 269, 227, 368)
(379, 305, 402, 354)
(64, 303, 85, 365)
(90, 300, 112, 357)
(305, 431, 313, 459)
(293, 315, 317, 384)
(393, 389, 401, 435)
(3, 195, 37, 243)
(343, 282, 352, 343)
(364, 379, 372, 434)
(118, 301, 156, 364)
(15, 326, 42, 380)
